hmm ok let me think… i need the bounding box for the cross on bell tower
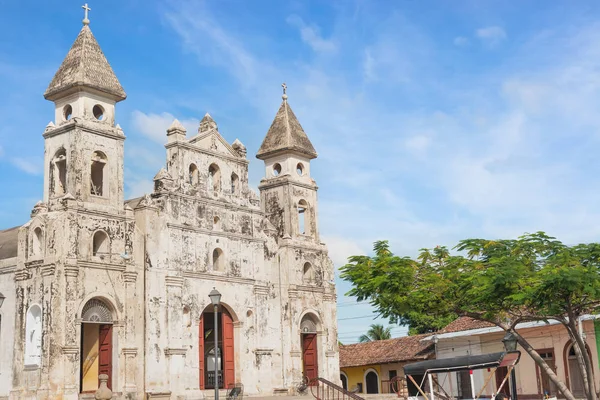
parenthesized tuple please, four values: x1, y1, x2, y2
(82, 3, 91, 25)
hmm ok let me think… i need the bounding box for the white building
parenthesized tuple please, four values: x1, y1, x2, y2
(0, 14, 339, 400)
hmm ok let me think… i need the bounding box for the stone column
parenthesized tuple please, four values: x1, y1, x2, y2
(62, 264, 80, 399)
(38, 264, 57, 399)
(165, 276, 185, 397)
(122, 270, 139, 394)
(10, 269, 31, 399)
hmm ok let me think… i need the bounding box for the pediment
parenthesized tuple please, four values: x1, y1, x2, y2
(188, 130, 240, 158)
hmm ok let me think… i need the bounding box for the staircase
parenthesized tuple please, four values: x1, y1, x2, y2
(309, 378, 365, 400)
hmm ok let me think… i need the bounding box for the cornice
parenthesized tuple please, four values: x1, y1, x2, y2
(164, 347, 187, 357)
(182, 271, 255, 286)
(159, 191, 263, 215)
(123, 271, 138, 283)
(167, 223, 265, 243)
(78, 260, 126, 272)
(43, 120, 125, 141)
(165, 276, 184, 287)
(258, 177, 318, 191)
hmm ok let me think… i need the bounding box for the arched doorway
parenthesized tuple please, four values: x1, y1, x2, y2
(80, 298, 114, 393)
(565, 342, 591, 398)
(301, 314, 319, 384)
(199, 304, 235, 390)
(340, 372, 348, 390)
(365, 370, 379, 394)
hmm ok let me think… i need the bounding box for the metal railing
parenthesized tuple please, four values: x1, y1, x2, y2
(206, 370, 223, 388)
(309, 377, 365, 400)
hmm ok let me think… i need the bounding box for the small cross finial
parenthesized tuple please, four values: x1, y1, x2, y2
(82, 3, 91, 25)
(281, 82, 288, 100)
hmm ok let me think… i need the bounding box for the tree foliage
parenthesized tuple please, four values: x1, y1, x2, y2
(340, 232, 600, 400)
(358, 324, 392, 342)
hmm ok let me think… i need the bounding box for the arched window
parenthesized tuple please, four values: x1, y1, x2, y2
(231, 173, 239, 195)
(50, 148, 67, 196)
(91, 151, 107, 196)
(212, 248, 225, 272)
(208, 164, 221, 193)
(298, 200, 309, 235)
(32, 227, 43, 256)
(81, 298, 113, 323)
(303, 262, 314, 284)
(189, 164, 199, 186)
(92, 231, 110, 257)
(213, 216, 221, 231)
(25, 305, 42, 366)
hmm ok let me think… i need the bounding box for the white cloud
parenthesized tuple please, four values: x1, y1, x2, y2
(126, 177, 154, 199)
(286, 15, 336, 53)
(10, 157, 42, 175)
(321, 235, 367, 270)
(405, 134, 432, 153)
(453, 36, 470, 46)
(131, 110, 197, 144)
(363, 48, 376, 81)
(476, 26, 507, 46)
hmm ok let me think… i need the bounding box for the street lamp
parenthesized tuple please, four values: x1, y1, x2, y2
(209, 288, 222, 400)
(502, 332, 518, 400)
(0, 292, 5, 308)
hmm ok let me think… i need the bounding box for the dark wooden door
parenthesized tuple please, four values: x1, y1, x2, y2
(495, 366, 510, 396)
(98, 324, 112, 389)
(366, 371, 379, 394)
(302, 334, 318, 384)
(199, 315, 205, 389)
(222, 311, 235, 388)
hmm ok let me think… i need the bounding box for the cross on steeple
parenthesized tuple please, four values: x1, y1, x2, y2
(82, 3, 91, 25)
(281, 82, 288, 100)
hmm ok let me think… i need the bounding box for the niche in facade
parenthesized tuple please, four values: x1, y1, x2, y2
(25, 305, 42, 366)
(91, 151, 107, 196)
(50, 148, 67, 196)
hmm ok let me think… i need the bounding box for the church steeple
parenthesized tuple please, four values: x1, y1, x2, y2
(44, 24, 126, 102)
(256, 84, 316, 160)
(42, 10, 126, 209)
(258, 85, 320, 241)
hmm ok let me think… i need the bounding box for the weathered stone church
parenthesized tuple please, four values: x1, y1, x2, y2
(0, 13, 339, 400)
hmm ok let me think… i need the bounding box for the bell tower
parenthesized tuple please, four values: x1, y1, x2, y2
(42, 11, 126, 211)
(257, 84, 320, 242)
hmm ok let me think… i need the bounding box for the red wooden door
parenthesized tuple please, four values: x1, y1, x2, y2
(199, 315, 205, 389)
(98, 324, 112, 390)
(302, 334, 318, 384)
(222, 311, 235, 388)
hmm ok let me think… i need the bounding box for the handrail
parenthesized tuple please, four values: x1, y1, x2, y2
(309, 377, 365, 400)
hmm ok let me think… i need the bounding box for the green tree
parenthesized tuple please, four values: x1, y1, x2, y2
(340, 233, 600, 400)
(358, 324, 392, 342)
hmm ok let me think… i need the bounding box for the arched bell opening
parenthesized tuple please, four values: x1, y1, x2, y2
(79, 298, 115, 393)
(199, 303, 237, 390)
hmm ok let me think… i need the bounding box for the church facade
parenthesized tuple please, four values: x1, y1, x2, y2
(0, 16, 339, 400)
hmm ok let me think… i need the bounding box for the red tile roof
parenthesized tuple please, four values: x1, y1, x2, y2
(339, 334, 434, 368)
(439, 317, 494, 333)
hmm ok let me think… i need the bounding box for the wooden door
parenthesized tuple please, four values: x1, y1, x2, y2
(199, 315, 205, 389)
(98, 324, 112, 390)
(302, 334, 318, 384)
(495, 366, 510, 396)
(222, 311, 235, 388)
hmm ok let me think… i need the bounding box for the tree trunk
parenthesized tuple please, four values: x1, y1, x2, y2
(565, 320, 597, 400)
(512, 330, 576, 400)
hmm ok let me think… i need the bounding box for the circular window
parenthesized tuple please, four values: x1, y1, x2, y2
(297, 163, 304, 176)
(273, 163, 282, 176)
(93, 105, 105, 121)
(246, 309, 253, 318)
(63, 105, 73, 121)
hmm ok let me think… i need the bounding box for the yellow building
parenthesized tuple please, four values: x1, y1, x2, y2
(339, 334, 434, 394)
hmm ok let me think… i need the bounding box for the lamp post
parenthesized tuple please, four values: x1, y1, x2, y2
(209, 288, 222, 400)
(0, 292, 5, 308)
(502, 332, 518, 400)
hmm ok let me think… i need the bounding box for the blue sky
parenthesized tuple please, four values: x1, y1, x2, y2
(3, 0, 600, 343)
